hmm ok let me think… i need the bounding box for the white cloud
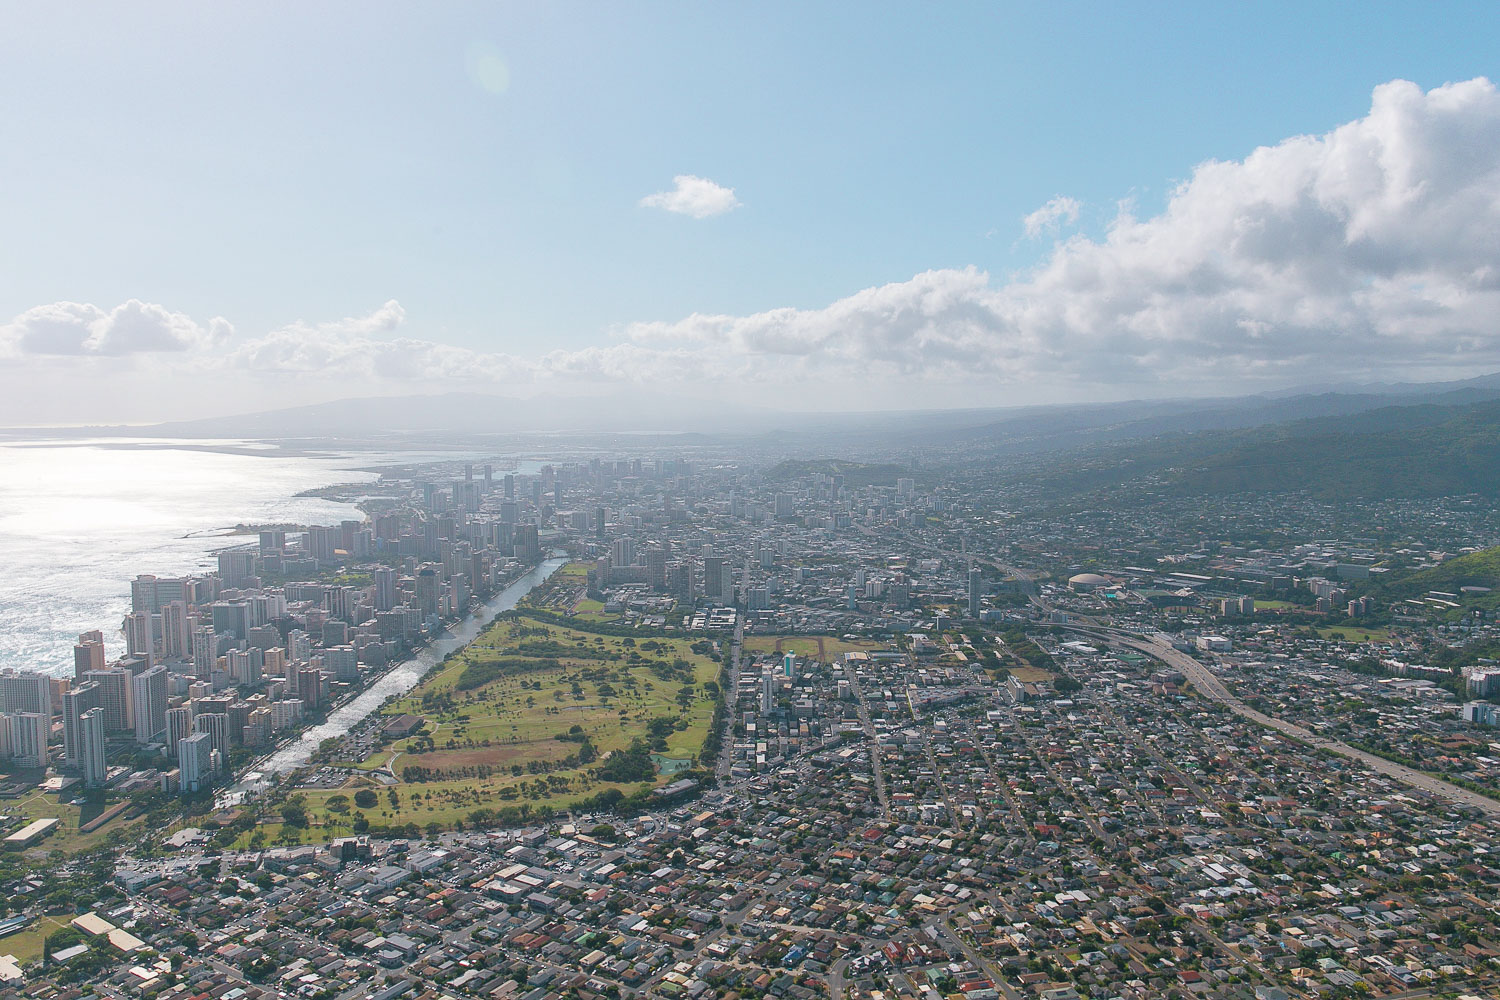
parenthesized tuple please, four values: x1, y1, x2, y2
(1021, 195, 1081, 238)
(639, 175, 741, 218)
(11, 77, 1500, 414)
(0, 299, 231, 356)
(616, 77, 1500, 389)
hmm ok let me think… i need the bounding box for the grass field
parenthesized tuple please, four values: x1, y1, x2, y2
(0, 913, 72, 967)
(0, 786, 141, 857)
(1007, 666, 1054, 683)
(1317, 625, 1391, 643)
(288, 614, 722, 839)
(742, 635, 887, 661)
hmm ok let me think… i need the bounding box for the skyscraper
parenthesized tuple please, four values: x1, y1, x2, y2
(85, 669, 133, 732)
(161, 600, 190, 660)
(73, 638, 106, 679)
(79, 708, 107, 787)
(4, 712, 49, 767)
(62, 681, 101, 768)
(132, 666, 168, 743)
(374, 566, 397, 612)
(165, 706, 192, 755)
(124, 610, 154, 666)
(191, 626, 218, 680)
(968, 566, 983, 618)
(0, 671, 51, 716)
(177, 732, 213, 793)
(193, 713, 231, 771)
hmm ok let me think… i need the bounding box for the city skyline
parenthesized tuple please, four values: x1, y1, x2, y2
(5, 5, 1500, 424)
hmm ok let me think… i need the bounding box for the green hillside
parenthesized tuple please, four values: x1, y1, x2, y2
(1026, 398, 1500, 501)
(765, 458, 907, 488)
(1367, 545, 1500, 599)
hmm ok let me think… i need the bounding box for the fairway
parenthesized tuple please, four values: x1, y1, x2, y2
(1317, 625, 1391, 643)
(300, 612, 723, 837)
(742, 634, 887, 661)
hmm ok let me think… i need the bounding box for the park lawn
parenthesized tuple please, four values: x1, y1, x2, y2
(1317, 625, 1391, 643)
(743, 635, 888, 661)
(557, 560, 591, 579)
(344, 750, 393, 772)
(574, 599, 605, 613)
(1008, 666, 1054, 683)
(2, 787, 141, 856)
(298, 615, 721, 832)
(0, 913, 73, 967)
(1255, 599, 1311, 612)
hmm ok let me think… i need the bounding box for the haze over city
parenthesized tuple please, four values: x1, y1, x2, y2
(10, 6, 1500, 1000)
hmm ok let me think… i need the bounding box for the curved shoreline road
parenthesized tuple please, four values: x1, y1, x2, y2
(1071, 626, 1500, 820)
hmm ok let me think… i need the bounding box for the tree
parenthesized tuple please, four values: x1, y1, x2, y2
(354, 789, 378, 809)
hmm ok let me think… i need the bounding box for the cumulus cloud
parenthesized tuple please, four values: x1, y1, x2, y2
(617, 77, 1500, 388)
(1, 299, 231, 356)
(1021, 195, 1081, 238)
(12, 77, 1500, 404)
(639, 175, 741, 218)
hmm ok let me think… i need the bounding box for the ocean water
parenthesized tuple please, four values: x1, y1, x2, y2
(0, 439, 381, 676)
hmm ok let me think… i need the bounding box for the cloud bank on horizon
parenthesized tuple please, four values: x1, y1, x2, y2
(7, 77, 1500, 410)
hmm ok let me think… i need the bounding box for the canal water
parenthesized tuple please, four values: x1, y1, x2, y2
(220, 554, 566, 804)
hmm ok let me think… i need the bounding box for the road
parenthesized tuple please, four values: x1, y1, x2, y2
(715, 617, 744, 783)
(1072, 625, 1500, 819)
(842, 664, 891, 819)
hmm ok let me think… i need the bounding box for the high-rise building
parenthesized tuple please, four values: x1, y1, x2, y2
(131, 574, 193, 614)
(79, 708, 107, 787)
(760, 672, 777, 714)
(177, 732, 214, 793)
(211, 602, 251, 641)
(62, 681, 101, 768)
(193, 713, 230, 771)
(132, 667, 168, 743)
(324, 645, 359, 683)
(646, 548, 668, 591)
(165, 706, 192, 755)
(514, 524, 540, 562)
(161, 601, 190, 660)
(85, 668, 133, 731)
(4, 712, 49, 767)
(191, 626, 218, 679)
(415, 566, 441, 618)
(704, 556, 725, 598)
(968, 566, 983, 618)
(217, 550, 256, 587)
(73, 638, 106, 679)
(293, 666, 325, 709)
(0, 671, 51, 716)
(374, 566, 397, 612)
(611, 537, 636, 568)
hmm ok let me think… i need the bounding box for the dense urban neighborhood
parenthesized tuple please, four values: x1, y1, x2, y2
(2, 447, 1500, 1000)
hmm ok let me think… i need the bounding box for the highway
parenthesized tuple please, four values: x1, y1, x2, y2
(1070, 625, 1500, 820)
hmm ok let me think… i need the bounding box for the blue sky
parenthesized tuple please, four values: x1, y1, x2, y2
(4, 3, 1500, 422)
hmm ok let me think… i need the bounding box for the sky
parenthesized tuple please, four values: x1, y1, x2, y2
(3, 2, 1500, 424)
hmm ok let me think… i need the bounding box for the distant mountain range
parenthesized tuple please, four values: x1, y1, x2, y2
(6, 373, 1500, 502)
(1024, 396, 1500, 501)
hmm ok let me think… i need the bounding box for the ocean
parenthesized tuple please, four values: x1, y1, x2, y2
(0, 439, 383, 676)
